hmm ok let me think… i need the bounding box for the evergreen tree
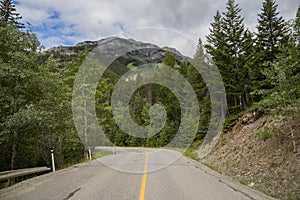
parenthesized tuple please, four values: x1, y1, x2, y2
(179, 60, 187, 77)
(240, 30, 255, 108)
(256, 0, 289, 62)
(163, 50, 176, 68)
(222, 0, 251, 110)
(205, 0, 251, 112)
(252, 0, 290, 96)
(0, 0, 24, 28)
(293, 5, 300, 45)
(191, 39, 206, 97)
(205, 10, 226, 68)
(256, 7, 300, 153)
(222, 0, 246, 59)
(190, 39, 211, 142)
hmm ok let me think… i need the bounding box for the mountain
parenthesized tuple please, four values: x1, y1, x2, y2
(77, 37, 192, 64)
(46, 37, 192, 68)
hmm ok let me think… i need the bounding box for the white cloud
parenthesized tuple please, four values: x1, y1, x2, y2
(16, 0, 299, 57)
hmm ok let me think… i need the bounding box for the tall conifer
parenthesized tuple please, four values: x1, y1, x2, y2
(0, 0, 24, 28)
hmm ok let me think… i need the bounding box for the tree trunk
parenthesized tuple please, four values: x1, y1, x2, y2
(130, 94, 136, 115)
(11, 132, 17, 170)
(146, 85, 152, 105)
(9, 131, 18, 185)
(241, 93, 247, 110)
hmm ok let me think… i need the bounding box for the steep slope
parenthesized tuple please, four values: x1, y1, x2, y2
(42, 37, 192, 86)
(77, 37, 191, 64)
(45, 37, 191, 67)
(200, 111, 300, 200)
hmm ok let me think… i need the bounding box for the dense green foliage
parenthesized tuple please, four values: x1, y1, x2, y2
(0, 0, 299, 172)
(256, 0, 289, 63)
(0, 4, 84, 171)
(163, 50, 177, 67)
(205, 0, 299, 132)
(205, 0, 253, 113)
(256, 5, 300, 113)
(94, 49, 209, 147)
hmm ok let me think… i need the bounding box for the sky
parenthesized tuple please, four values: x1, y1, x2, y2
(15, 0, 299, 57)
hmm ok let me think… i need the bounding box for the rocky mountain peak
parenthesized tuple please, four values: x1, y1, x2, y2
(75, 37, 192, 64)
(46, 37, 192, 68)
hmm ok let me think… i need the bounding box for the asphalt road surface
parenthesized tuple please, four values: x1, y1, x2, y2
(0, 148, 276, 200)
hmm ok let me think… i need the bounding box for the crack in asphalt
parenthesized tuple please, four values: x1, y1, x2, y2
(63, 188, 81, 200)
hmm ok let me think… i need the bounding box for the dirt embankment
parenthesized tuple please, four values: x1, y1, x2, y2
(201, 111, 300, 200)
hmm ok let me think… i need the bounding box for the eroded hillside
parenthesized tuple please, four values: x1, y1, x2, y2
(201, 111, 300, 200)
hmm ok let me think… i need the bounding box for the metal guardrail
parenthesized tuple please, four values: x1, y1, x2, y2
(0, 167, 51, 182)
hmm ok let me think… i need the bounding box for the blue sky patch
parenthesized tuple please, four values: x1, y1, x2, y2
(13, 0, 20, 5)
(48, 11, 60, 20)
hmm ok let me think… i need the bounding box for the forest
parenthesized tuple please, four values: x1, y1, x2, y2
(0, 0, 299, 172)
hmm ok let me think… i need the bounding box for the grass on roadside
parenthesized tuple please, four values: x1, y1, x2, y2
(183, 140, 203, 161)
(93, 150, 113, 159)
(59, 150, 113, 170)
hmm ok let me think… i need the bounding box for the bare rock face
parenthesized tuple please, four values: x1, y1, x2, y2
(47, 37, 191, 69)
(75, 37, 192, 64)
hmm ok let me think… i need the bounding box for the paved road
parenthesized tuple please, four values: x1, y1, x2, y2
(0, 148, 276, 200)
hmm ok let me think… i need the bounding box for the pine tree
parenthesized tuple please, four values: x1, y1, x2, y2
(222, 0, 248, 110)
(205, 0, 251, 112)
(0, 0, 24, 28)
(179, 60, 187, 77)
(293, 5, 300, 45)
(256, 0, 289, 63)
(222, 0, 246, 59)
(251, 0, 290, 98)
(239, 29, 256, 109)
(191, 39, 207, 99)
(256, 7, 300, 153)
(163, 50, 176, 68)
(205, 10, 226, 68)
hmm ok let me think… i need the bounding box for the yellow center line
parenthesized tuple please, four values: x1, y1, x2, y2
(139, 150, 148, 200)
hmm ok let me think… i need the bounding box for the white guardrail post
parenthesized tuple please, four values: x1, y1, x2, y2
(88, 147, 92, 160)
(51, 149, 55, 172)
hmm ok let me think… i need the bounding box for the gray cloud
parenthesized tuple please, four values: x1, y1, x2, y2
(17, 0, 299, 57)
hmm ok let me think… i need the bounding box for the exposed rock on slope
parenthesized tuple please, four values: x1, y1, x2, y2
(201, 111, 300, 200)
(47, 37, 191, 66)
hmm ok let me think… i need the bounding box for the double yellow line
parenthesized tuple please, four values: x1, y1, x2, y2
(139, 151, 148, 200)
